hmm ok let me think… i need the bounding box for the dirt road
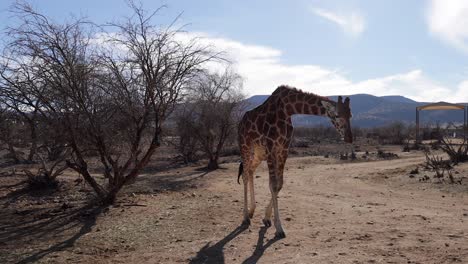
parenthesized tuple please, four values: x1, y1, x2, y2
(1, 152, 468, 263)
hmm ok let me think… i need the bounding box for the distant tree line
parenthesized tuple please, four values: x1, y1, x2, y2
(291, 120, 467, 148)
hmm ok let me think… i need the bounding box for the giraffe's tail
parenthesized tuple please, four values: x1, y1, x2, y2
(237, 162, 243, 184)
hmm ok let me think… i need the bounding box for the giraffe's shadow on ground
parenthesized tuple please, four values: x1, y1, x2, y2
(189, 225, 281, 264)
(241, 226, 281, 264)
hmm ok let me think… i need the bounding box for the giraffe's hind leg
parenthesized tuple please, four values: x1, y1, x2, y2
(247, 153, 262, 219)
(262, 198, 272, 227)
(241, 145, 264, 225)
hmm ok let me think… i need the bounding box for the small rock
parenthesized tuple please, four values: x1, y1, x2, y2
(61, 203, 72, 210)
(418, 215, 428, 221)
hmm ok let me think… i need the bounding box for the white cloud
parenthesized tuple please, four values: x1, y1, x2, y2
(351, 70, 463, 102)
(92, 31, 467, 103)
(183, 32, 468, 103)
(311, 8, 366, 37)
(426, 0, 468, 53)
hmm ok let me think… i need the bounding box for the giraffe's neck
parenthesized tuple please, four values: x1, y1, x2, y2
(282, 91, 334, 117)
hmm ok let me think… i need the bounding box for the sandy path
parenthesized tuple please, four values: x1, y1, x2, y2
(103, 154, 468, 264)
(3, 153, 468, 264)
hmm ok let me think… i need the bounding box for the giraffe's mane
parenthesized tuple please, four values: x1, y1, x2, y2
(274, 85, 332, 102)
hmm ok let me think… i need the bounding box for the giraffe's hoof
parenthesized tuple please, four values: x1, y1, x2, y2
(262, 219, 272, 227)
(241, 218, 251, 226)
(275, 230, 286, 239)
(248, 211, 254, 219)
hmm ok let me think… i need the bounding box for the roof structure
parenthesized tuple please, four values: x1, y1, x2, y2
(415, 101, 467, 143)
(417, 102, 465, 111)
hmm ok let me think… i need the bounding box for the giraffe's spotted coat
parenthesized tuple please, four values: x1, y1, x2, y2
(237, 85, 353, 237)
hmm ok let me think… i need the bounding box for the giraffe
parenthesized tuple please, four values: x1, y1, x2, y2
(237, 85, 353, 238)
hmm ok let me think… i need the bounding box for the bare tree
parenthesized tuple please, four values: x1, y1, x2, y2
(178, 68, 244, 169)
(6, 1, 217, 204)
(0, 105, 23, 163)
(0, 56, 45, 162)
(174, 110, 200, 163)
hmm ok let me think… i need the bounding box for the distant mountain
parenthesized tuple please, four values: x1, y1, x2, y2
(380, 95, 417, 104)
(244, 93, 467, 128)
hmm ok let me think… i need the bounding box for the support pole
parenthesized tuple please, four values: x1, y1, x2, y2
(465, 106, 467, 141)
(416, 108, 420, 144)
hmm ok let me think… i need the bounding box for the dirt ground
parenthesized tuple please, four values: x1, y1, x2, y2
(1, 147, 468, 264)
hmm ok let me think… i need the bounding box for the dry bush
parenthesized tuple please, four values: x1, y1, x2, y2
(292, 126, 340, 143)
(424, 150, 455, 183)
(173, 116, 200, 164)
(421, 135, 468, 184)
(402, 143, 411, 152)
(368, 121, 409, 145)
(23, 147, 70, 189)
(221, 146, 241, 157)
(422, 131, 468, 184)
(0, 109, 25, 163)
(440, 137, 468, 164)
(290, 139, 310, 148)
(376, 149, 399, 159)
(175, 69, 244, 169)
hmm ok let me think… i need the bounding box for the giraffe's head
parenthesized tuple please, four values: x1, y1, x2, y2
(321, 96, 353, 143)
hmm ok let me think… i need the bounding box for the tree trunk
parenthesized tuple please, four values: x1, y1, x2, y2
(27, 122, 37, 162)
(7, 142, 22, 163)
(102, 189, 118, 205)
(207, 157, 219, 170)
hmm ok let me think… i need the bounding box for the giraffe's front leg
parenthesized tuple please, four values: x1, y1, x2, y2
(267, 158, 286, 238)
(248, 174, 256, 219)
(270, 181, 285, 238)
(242, 173, 250, 226)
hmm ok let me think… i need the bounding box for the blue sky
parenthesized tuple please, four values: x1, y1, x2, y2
(1, 0, 468, 102)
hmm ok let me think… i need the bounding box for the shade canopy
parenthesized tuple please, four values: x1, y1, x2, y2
(415, 101, 467, 143)
(417, 102, 465, 111)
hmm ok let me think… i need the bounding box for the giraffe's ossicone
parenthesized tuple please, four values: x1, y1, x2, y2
(237, 85, 353, 238)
